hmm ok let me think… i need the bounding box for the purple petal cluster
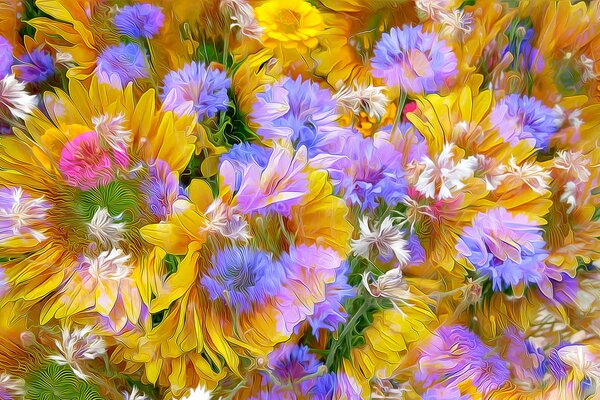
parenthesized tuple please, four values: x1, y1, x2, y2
(489, 94, 558, 148)
(219, 142, 308, 217)
(97, 43, 149, 86)
(0, 36, 13, 78)
(371, 25, 458, 94)
(262, 343, 336, 399)
(456, 208, 549, 292)
(161, 61, 230, 120)
(15, 49, 55, 83)
(200, 245, 284, 312)
(335, 134, 407, 210)
(140, 159, 179, 219)
(416, 325, 510, 394)
(251, 76, 342, 157)
(114, 4, 164, 39)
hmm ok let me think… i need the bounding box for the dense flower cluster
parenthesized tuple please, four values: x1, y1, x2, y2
(0, 0, 599, 399)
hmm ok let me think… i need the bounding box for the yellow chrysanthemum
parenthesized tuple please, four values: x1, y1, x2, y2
(255, 0, 325, 53)
(0, 77, 197, 331)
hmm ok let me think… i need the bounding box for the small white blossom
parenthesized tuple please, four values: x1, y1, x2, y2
(560, 181, 578, 214)
(84, 248, 132, 282)
(415, 0, 450, 20)
(0, 186, 49, 244)
(49, 326, 106, 380)
(201, 200, 251, 242)
(578, 55, 597, 82)
(440, 9, 474, 39)
(333, 83, 390, 120)
(181, 385, 213, 400)
(351, 216, 409, 266)
(554, 150, 591, 183)
(124, 386, 150, 400)
(0, 74, 37, 120)
(0, 373, 25, 396)
(92, 114, 133, 151)
(504, 158, 551, 194)
(87, 208, 126, 249)
(220, 0, 263, 41)
(362, 269, 413, 315)
(557, 345, 600, 384)
(415, 143, 478, 200)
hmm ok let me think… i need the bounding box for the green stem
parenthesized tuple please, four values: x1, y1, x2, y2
(391, 91, 408, 136)
(325, 296, 371, 370)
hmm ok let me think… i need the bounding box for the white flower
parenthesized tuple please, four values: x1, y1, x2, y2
(578, 55, 597, 82)
(560, 181, 578, 214)
(220, 0, 263, 41)
(124, 386, 150, 400)
(351, 216, 409, 266)
(439, 9, 474, 39)
(0, 373, 25, 396)
(84, 248, 132, 282)
(201, 199, 251, 242)
(557, 345, 600, 384)
(0, 74, 37, 120)
(87, 208, 126, 249)
(473, 154, 506, 191)
(0, 186, 49, 244)
(554, 150, 591, 183)
(415, 0, 450, 20)
(415, 143, 478, 200)
(504, 157, 551, 194)
(362, 269, 412, 314)
(92, 114, 133, 151)
(48, 326, 106, 380)
(55, 51, 76, 68)
(333, 83, 390, 120)
(180, 385, 213, 400)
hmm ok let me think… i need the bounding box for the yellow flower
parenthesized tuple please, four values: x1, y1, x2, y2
(0, 77, 198, 331)
(255, 0, 325, 53)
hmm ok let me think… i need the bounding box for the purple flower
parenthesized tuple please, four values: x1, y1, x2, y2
(422, 386, 470, 400)
(97, 43, 148, 86)
(371, 25, 458, 94)
(251, 76, 342, 157)
(114, 4, 164, 39)
(335, 134, 407, 210)
(301, 262, 354, 337)
(489, 94, 558, 148)
(200, 246, 283, 312)
(503, 27, 544, 73)
(140, 159, 178, 219)
(377, 122, 429, 164)
(160, 61, 230, 120)
(0, 36, 13, 78)
(265, 343, 334, 399)
(456, 208, 549, 294)
(219, 142, 309, 217)
(14, 49, 55, 83)
(416, 325, 509, 394)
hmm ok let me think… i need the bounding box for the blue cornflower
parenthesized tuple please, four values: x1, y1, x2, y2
(15, 49, 54, 83)
(456, 208, 550, 293)
(302, 262, 354, 337)
(335, 134, 407, 210)
(489, 94, 558, 149)
(251, 76, 341, 157)
(371, 25, 458, 94)
(200, 246, 283, 312)
(97, 43, 149, 86)
(114, 4, 164, 39)
(0, 36, 13, 78)
(160, 61, 230, 120)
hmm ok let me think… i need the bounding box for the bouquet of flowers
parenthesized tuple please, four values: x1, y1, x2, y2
(0, 0, 599, 399)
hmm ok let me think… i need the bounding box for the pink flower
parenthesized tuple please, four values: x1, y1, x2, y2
(59, 131, 129, 190)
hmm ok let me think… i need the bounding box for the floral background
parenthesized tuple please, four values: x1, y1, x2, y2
(0, 0, 599, 399)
